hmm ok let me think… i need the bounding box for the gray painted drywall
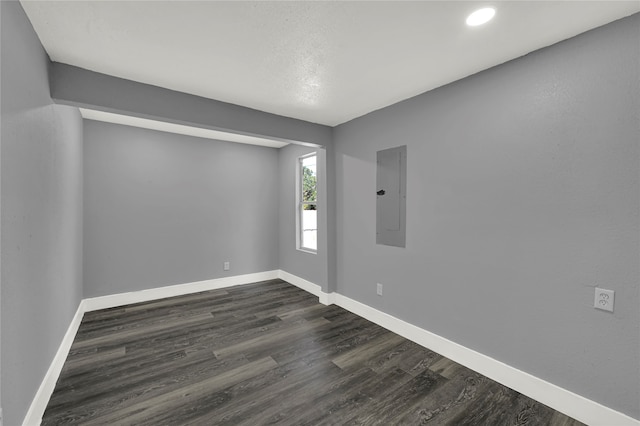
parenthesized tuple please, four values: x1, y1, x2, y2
(0, 1, 3, 419)
(83, 120, 279, 297)
(333, 13, 640, 419)
(1, 2, 84, 425)
(0, 0, 3, 419)
(278, 145, 328, 291)
(50, 63, 333, 148)
(325, 139, 338, 294)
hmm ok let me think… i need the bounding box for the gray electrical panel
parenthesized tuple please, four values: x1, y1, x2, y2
(376, 145, 406, 247)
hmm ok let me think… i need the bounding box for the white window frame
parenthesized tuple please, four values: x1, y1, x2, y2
(297, 152, 318, 254)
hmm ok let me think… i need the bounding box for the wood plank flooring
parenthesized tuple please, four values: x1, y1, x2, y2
(43, 279, 584, 425)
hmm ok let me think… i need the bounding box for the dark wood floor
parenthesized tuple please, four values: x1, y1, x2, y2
(43, 279, 584, 425)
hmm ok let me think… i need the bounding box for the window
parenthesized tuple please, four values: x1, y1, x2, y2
(298, 153, 317, 252)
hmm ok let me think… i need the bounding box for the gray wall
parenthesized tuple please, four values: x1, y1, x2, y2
(325, 140, 338, 294)
(83, 120, 279, 297)
(333, 14, 639, 419)
(1, 2, 84, 425)
(2, 2, 637, 422)
(51, 63, 333, 148)
(278, 144, 328, 291)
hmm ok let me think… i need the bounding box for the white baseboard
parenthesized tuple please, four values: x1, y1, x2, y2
(24, 270, 639, 426)
(23, 270, 279, 426)
(276, 270, 322, 298)
(330, 292, 640, 426)
(278, 271, 638, 426)
(275, 270, 336, 306)
(319, 291, 337, 306)
(83, 270, 279, 312)
(22, 301, 86, 426)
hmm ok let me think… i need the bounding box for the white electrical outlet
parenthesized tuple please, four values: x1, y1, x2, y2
(594, 288, 614, 312)
(376, 283, 383, 296)
(223, 261, 230, 271)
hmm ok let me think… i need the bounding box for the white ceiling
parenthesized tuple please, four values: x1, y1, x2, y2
(21, 1, 640, 127)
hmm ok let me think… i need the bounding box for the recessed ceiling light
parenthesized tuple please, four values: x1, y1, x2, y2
(466, 7, 496, 26)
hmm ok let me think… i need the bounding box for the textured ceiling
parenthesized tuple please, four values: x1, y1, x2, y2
(21, 1, 640, 126)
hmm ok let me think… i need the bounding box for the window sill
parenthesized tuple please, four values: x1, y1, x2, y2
(297, 248, 317, 255)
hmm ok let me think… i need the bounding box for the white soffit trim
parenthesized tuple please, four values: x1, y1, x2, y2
(79, 108, 289, 149)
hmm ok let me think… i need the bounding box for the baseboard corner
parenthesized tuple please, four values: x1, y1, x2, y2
(22, 301, 86, 426)
(24, 272, 638, 426)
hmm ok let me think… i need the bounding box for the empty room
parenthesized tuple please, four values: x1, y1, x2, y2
(1, 1, 639, 425)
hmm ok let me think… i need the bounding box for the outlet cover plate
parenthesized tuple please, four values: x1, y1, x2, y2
(594, 288, 614, 312)
(376, 283, 383, 296)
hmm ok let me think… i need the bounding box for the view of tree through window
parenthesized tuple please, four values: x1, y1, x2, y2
(299, 154, 317, 251)
(302, 162, 317, 209)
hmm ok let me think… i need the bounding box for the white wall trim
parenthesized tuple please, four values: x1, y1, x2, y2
(22, 270, 279, 426)
(275, 270, 336, 306)
(22, 301, 87, 426)
(277, 270, 323, 299)
(328, 291, 639, 426)
(83, 270, 279, 312)
(277, 271, 638, 426)
(24, 270, 639, 426)
(319, 291, 337, 306)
